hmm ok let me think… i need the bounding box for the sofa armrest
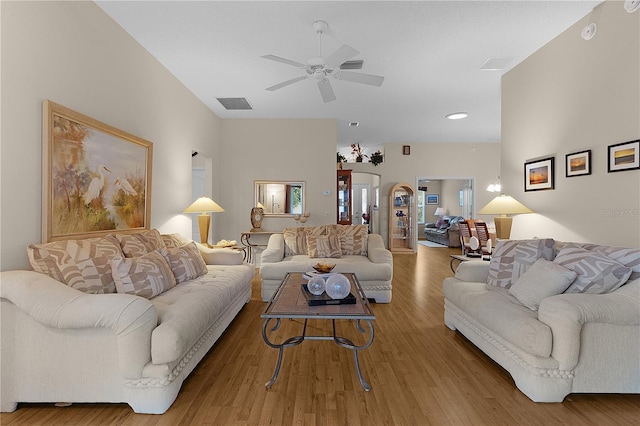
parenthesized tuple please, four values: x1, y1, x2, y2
(538, 279, 640, 370)
(367, 234, 393, 265)
(425, 223, 437, 228)
(196, 243, 243, 265)
(0, 270, 157, 378)
(453, 260, 489, 282)
(261, 233, 285, 263)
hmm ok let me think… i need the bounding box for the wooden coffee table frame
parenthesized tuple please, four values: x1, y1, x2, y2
(261, 272, 375, 391)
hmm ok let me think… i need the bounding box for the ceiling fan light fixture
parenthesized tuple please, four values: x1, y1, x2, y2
(446, 112, 468, 120)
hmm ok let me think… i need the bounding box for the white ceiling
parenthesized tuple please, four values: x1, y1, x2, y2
(95, 0, 602, 149)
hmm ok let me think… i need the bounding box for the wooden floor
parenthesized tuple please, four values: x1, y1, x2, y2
(2, 246, 639, 425)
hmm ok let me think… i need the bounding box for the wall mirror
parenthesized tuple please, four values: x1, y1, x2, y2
(254, 180, 305, 217)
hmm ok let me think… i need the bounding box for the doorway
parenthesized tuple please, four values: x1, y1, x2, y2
(416, 178, 474, 239)
(351, 173, 380, 234)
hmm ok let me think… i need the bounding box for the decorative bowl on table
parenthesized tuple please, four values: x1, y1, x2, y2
(312, 263, 336, 273)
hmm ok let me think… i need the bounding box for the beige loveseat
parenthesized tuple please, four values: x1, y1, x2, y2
(443, 239, 640, 402)
(0, 230, 253, 414)
(260, 225, 393, 302)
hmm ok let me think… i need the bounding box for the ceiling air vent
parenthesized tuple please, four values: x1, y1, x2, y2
(216, 97, 253, 110)
(340, 60, 363, 70)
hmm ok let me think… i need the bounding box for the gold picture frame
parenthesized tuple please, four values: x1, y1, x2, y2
(42, 100, 153, 242)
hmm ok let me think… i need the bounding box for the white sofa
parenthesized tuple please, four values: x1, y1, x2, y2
(0, 231, 253, 414)
(260, 225, 393, 302)
(443, 239, 640, 402)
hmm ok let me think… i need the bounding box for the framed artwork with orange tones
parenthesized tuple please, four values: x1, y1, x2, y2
(524, 156, 554, 192)
(565, 150, 591, 177)
(608, 140, 640, 173)
(42, 100, 153, 242)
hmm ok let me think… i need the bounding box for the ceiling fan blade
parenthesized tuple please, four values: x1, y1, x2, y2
(325, 44, 359, 69)
(317, 78, 336, 103)
(335, 70, 384, 87)
(261, 54, 307, 68)
(266, 75, 308, 91)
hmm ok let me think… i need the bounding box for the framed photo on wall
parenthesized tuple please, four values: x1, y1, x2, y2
(608, 140, 640, 173)
(402, 145, 411, 155)
(42, 100, 153, 242)
(524, 156, 554, 191)
(426, 194, 439, 205)
(565, 150, 591, 177)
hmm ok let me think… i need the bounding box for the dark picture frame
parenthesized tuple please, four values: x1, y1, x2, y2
(402, 145, 411, 155)
(608, 140, 640, 173)
(524, 156, 554, 192)
(565, 150, 591, 177)
(42, 100, 153, 242)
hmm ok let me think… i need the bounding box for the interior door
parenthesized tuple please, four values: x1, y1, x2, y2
(352, 183, 371, 226)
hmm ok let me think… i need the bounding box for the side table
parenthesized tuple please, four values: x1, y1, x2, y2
(240, 231, 280, 263)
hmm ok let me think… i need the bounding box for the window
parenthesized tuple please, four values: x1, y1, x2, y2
(417, 190, 426, 224)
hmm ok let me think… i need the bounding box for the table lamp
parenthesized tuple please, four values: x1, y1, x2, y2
(477, 194, 533, 239)
(183, 196, 224, 246)
(434, 207, 446, 217)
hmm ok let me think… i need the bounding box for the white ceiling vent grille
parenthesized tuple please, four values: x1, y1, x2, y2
(216, 97, 253, 110)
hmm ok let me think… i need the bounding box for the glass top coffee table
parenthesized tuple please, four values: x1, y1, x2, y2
(261, 272, 375, 391)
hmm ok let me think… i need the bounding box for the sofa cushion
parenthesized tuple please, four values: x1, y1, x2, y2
(487, 238, 555, 288)
(335, 224, 369, 255)
(283, 226, 325, 256)
(149, 264, 253, 364)
(161, 233, 191, 249)
(27, 235, 123, 294)
(509, 258, 576, 310)
(116, 229, 166, 258)
(158, 242, 208, 284)
(571, 244, 640, 282)
(554, 246, 632, 294)
(307, 234, 341, 258)
(112, 251, 176, 299)
(443, 280, 552, 357)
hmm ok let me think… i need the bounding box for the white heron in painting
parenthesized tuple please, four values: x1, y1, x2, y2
(84, 164, 111, 205)
(114, 177, 138, 196)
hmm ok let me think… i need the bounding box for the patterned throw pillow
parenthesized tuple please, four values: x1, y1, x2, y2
(306, 233, 342, 258)
(158, 242, 208, 283)
(111, 250, 176, 299)
(27, 235, 123, 294)
(486, 238, 555, 288)
(575, 244, 640, 282)
(335, 224, 369, 256)
(161, 233, 191, 249)
(554, 246, 632, 294)
(283, 226, 326, 256)
(116, 229, 166, 258)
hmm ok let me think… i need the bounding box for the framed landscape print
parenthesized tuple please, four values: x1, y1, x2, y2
(524, 156, 554, 191)
(426, 194, 439, 205)
(42, 100, 153, 242)
(565, 150, 591, 177)
(608, 140, 640, 173)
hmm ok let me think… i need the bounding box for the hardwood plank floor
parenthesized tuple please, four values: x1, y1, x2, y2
(2, 245, 639, 425)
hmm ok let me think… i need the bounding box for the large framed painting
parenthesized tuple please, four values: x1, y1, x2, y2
(524, 156, 554, 192)
(42, 100, 153, 242)
(608, 140, 640, 173)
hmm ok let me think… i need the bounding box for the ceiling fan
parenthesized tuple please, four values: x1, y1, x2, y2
(262, 20, 385, 103)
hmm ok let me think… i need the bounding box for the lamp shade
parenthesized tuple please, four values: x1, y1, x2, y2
(183, 196, 225, 213)
(434, 207, 446, 216)
(478, 194, 532, 216)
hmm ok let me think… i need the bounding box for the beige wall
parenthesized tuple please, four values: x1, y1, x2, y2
(0, 1, 222, 270)
(502, 0, 640, 246)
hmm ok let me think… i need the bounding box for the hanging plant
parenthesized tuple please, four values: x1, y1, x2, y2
(369, 150, 384, 166)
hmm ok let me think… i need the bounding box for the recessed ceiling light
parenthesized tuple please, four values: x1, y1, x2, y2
(625, 0, 640, 13)
(446, 112, 468, 120)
